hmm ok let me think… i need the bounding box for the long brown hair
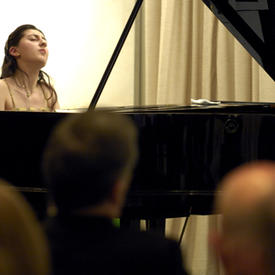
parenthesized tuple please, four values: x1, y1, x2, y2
(1, 24, 58, 110)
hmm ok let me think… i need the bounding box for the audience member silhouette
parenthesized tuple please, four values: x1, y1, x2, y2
(43, 110, 188, 275)
(0, 179, 50, 275)
(210, 160, 275, 275)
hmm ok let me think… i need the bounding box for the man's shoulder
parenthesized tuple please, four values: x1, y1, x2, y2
(129, 229, 179, 248)
(116, 230, 187, 274)
(46, 217, 188, 275)
(46, 215, 178, 247)
(121, 228, 175, 243)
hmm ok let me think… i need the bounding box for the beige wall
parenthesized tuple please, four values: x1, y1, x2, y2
(0, 0, 136, 109)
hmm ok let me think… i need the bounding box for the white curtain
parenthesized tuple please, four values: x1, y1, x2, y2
(166, 216, 224, 275)
(138, 0, 274, 106)
(137, 0, 274, 274)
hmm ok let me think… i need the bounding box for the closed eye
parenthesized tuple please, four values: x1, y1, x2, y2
(28, 34, 47, 42)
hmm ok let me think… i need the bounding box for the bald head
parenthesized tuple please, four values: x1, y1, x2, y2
(213, 161, 275, 275)
(216, 161, 275, 218)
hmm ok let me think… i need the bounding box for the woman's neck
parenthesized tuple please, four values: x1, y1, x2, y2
(13, 69, 40, 92)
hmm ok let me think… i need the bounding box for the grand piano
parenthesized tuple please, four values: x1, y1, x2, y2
(0, 0, 274, 222)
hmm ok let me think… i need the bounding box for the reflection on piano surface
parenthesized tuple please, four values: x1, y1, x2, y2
(0, 102, 274, 219)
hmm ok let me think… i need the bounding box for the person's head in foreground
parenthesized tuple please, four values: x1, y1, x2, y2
(43, 110, 138, 218)
(210, 160, 275, 275)
(0, 179, 50, 275)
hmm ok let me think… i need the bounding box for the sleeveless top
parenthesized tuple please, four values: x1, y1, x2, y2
(4, 79, 51, 112)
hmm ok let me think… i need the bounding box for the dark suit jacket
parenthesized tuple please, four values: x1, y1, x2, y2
(46, 215, 188, 275)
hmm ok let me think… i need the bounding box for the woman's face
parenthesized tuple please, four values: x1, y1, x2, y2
(11, 29, 48, 68)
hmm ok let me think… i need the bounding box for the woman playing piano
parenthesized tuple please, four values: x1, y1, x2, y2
(0, 24, 59, 111)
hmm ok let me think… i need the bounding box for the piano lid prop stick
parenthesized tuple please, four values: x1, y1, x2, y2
(89, 0, 144, 110)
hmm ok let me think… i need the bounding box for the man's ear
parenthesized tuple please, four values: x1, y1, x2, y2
(9, 46, 20, 57)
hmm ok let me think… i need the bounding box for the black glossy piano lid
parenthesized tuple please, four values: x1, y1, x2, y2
(202, 0, 275, 81)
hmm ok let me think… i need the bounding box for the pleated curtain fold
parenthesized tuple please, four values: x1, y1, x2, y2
(138, 0, 274, 106)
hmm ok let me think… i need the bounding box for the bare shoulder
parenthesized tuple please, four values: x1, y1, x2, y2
(0, 78, 7, 88)
(0, 79, 11, 110)
(0, 79, 9, 96)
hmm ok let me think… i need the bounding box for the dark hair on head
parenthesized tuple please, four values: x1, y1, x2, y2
(1, 24, 58, 110)
(1, 24, 43, 78)
(42, 111, 138, 214)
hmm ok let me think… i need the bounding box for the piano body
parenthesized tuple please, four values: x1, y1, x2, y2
(0, 0, 274, 220)
(1, 103, 275, 220)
